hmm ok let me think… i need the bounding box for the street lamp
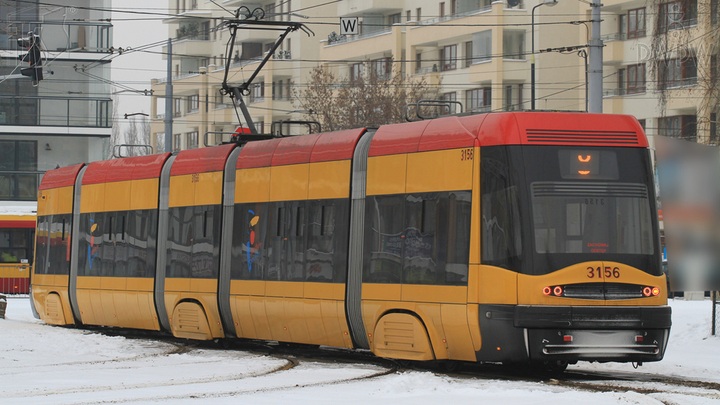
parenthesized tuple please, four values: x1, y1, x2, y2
(531, 0, 558, 110)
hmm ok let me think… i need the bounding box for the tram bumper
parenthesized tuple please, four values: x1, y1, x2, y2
(476, 304, 671, 363)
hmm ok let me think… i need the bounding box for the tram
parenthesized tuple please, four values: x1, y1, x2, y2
(31, 112, 670, 367)
(0, 206, 35, 294)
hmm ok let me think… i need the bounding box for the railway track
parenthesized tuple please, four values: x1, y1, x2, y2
(8, 325, 718, 404)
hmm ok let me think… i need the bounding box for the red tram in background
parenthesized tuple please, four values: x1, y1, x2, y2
(31, 112, 670, 370)
(0, 207, 35, 294)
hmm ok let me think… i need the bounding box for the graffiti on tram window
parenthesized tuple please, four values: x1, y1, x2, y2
(87, 219, 99, 269)
(246, 210, 262, 272)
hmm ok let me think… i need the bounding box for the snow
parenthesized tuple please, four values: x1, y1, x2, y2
(0, 202, 37, 216)
(1, 298, 719, 404)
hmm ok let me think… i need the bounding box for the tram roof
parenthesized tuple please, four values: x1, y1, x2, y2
(368, 112, 647, 157)
(83, 153, 172, 185)
(38, 163, 84, 190)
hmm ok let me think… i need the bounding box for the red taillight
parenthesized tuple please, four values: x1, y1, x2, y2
(652, 287, 660, 296)
(553, 286, 563, 296)
(642, 287, 652, 297)
(563, 335, 573, 342)
(543, 286, 552, 295)
(635, 335, 644, 342)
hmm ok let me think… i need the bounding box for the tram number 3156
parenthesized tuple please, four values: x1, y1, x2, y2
(587, 266, 621, 279)
(460, 148, 474, 161)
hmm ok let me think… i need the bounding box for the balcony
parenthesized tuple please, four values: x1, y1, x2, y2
(1, 22, 112, 52)
(235, 26, 282, 43)
(327, 27, 392, 46)
(163, 36, 213, 57)
(0, 96, 111, 128)
(417, 5, 493, 26)
(337, 0, 404, 17)
(603, 39, 624, 64)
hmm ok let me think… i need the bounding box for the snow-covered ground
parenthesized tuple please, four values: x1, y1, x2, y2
(1, 297, 719, 404)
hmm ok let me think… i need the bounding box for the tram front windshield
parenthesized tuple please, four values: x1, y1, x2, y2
(481, 145, 660, 276)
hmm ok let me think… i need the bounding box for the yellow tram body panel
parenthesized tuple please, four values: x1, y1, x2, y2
(168, 172, 223, 208)
(164, 277, 223, 339)
(516, 261, 667, 306)
(75, 276, 159, 330)
(34, 185, 75, 325)
(31, 275, 74, 325)
(308, 160, 351, 200)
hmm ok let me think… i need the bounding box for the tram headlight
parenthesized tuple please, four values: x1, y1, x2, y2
(542, 286, 552, 295)
(652, 287, 660, 296)
(553, 286, 563, 296)
(642, 287, 652, 297)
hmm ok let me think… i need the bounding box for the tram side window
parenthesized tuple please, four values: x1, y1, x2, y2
(481, 147, 523, 272)
(266, 201, 306, 282)
(306, 199, 349, 283)
(34, 216, 49, 274)
(166, 205, 221, 279)
(1, 229, 24, 263)
(78, 213, 105, 277)
(231, 203, 268, 280)
(403, 192, 471, 286)
(363, 195, 404, 283)
(47, 214, 71, 275)
(126, 210, 158, 278)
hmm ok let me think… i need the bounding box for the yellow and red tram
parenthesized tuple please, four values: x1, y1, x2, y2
(31, 112, 670, 367)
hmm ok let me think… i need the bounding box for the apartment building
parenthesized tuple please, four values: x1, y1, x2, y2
(0, 1, 112, 204)
(153, 0, 718, 151)
(598, 0, 719, 142)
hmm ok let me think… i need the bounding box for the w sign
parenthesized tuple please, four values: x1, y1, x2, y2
(340, 17, 359, 35)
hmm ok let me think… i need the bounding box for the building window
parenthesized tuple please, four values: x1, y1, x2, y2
(416, 7, 421, 21)
(187, 94, 199, 112)
(250, 82, 265, 103)
(440, 2, 445, 17)
(713, 0, 718, 25)
(659, 57, 697, 89)
(618, 67, 626, 95)
(658, 115, 697, 140)
(503, 30, 525, 60)
(471, 30, 492, 63)
(440, 45, 457, 71)
(173, 98, 181, 117)
(372, 58, 391, 79)
(626, 64, 646, 94)
(465, 41, 473, 68)
(710, 113, 718, 144)
(389, 13, 401, 25)
(658, 1, 697, 32)
(441, 92, 457, 114)
(187, 131, 199, 149)
(173, 134, 182, 151)
(0, 141, 37, 201)
(451, 0, 457, 14)
(504, 84, 524, 111)
(627, 8, 646, 38)
(466, 88, 492, 112)
(619, 14, 627, 39)
(351, 62, 364, 81)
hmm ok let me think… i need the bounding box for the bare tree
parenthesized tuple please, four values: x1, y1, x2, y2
(104, 95, 121, 159)
(123, 115, 152, 157)
(293, 62, 440, 132)
(650, 0, 719, 144)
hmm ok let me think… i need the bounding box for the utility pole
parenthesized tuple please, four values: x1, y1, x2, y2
(588, 2, 603, 113)
(164, 38, 173, 153)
